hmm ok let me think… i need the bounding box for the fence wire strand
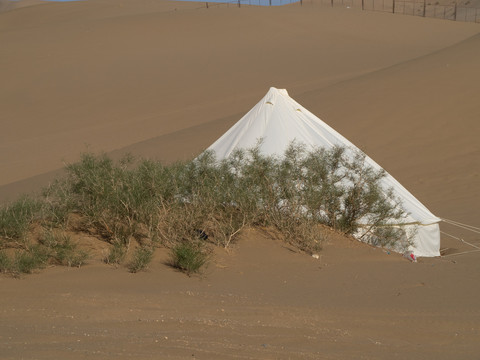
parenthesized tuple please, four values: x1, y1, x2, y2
(204, 0, 479, 23)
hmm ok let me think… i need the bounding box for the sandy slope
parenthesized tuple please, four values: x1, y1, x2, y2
(1, 1, 479, 190)
(0, 0, 44, 13)
(1, 230, 480, 359)
(295, 32, 480, 244)
(1, 1, 480, 359)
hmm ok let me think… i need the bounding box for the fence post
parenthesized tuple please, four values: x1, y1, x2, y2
(206, 2, 208, 8)
(331, 0, 333, 7)
(238, 0, 241, 7)
(393, 0, 395, 13)
(454, 2, 457, 20)
(423, 0, 426, 16)
(362, 0, 364, 10)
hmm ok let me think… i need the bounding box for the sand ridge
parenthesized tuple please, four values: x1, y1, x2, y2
(1, 1, 479, 188)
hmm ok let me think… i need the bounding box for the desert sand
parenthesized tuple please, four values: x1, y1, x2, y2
(1, 0, 480, 359)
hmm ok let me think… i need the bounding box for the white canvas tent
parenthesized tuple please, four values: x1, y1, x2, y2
(205, 87, 441, 257)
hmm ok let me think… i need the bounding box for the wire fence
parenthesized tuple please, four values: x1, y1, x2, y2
(361, 0, 480, 22)
(204, 0, 302, 6)
(204, 0, 480, 23)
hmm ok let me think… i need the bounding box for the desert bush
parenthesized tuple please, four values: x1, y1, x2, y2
(0, 250, 38, 276)
(0, 142, 409, 276)
(154, 203, 207, 245)
(295, 146, 408, 233)
(0, 230, 88, 277)
(170, 241, 209, 275)
(65, 145, 406, 252)
(128, 246, 154, 273)
(60, 153, 140, 242)
(12, 251, 40, 274)
(42, 177, 80, 229)
(271, 215, 325, 254)
(7, 245, 50, 276)
(55, 154, 189, 245)
(0, 195, 42, 242)
(0, 250, 12, 273)
(39, 230, 89, 267)
(360, 225, 415, 253)
(175, 152, 252, 248)
(103, 242, 127, 265)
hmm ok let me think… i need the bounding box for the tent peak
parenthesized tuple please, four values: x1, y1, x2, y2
(264, 87, 289, 106)
(267, 87, 289, 97)
(202, 86, 441, 257)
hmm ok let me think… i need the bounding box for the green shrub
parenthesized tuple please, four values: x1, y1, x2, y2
(0, 248, 44, 276)
(170, 241, 209, 276)
(0, 142, 409, 277)
(104, 242, 127, 265)
(39, 230, 89, 267)
(128, 246, 154, 273)
(0, 250, 12, 273)
(60, 145, 407, 252)
(41, 179, 77, 228)
(10, 246, 49, 276)
(13, 251, 39, 274)
(0, 196, 42, 241)
(0, 231, 88, 276)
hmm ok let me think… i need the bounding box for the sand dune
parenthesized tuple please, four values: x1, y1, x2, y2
(1, 1, 480, 359)
(1, 1, 479, 190)
(295, 32, 480, 244)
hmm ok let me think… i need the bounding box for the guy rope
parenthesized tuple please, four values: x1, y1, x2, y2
(440, 218, 480, 257)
